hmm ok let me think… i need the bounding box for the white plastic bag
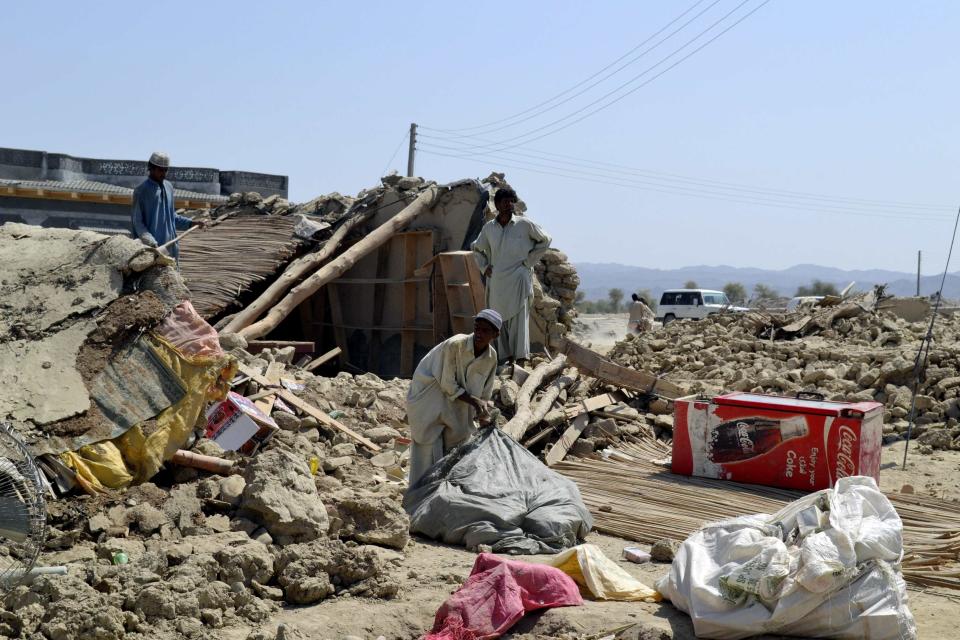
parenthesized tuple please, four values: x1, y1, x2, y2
(656, 476, 917, 639)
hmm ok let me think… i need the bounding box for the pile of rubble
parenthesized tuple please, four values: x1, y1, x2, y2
(13, 341, 415, 640)
(533, 250, 580, 352)
(608, 303, 960, 452)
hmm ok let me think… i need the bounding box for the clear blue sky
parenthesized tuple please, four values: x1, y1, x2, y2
(3, 1, 958, 274)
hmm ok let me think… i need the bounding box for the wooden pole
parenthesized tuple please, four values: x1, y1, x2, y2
(238, 187, 441, 341)
(501, 355, 567, 440)
(221, 209, 373, 334)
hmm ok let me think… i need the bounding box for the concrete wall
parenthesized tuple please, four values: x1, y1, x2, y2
(0, 147, 288, 198)
(0, 197, 131, 232)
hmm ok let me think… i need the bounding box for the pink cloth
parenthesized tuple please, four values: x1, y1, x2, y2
(425, 553, 583, 640)
(154, 300, 224, 358)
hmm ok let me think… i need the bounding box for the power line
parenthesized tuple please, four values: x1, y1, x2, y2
(421, 0, 721, 136)
(417, 147, 952, 222)
(380, 128, 410, 177)
(422, 0, 770, 154)
(417, 141, 954, 215)
(902, 203, 960, 469)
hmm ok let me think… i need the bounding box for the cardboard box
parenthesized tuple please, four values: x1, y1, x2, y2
(672, 392, 883, 491)
(205, 392, 279, 455)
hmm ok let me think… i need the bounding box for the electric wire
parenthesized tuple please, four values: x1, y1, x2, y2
(421, 0, 722, 136)
(380, 129, 410, 178)
(417, 138, 953, 213)
(903, 204, 960, 468)
(420, 0, 770, 154)
(417, 147, 953, 222)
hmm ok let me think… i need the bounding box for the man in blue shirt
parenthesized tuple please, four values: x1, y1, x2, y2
(131, 151, 201, 263)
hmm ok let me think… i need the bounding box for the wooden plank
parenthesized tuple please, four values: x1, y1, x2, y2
(247, 340, 315, 354)
(331, 277, 429, 285)
(312, 322, 434, 332)
(327, 284, 350, 364)
(400, 233, 420, 376)
(523, 427, 555, 448)
(238, 363, 380, 452)
(368, 243, 392, 374)
(564, 393, 617, 419)
(304, 347, 342, 372)
(464, 256, 487, 311)
(255, 362, 284, 415)
(558, 339, 686, 399)
(546, 413, 589, 467)
(432, 261, 451, 344)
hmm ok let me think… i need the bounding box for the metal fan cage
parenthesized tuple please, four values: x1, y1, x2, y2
(0, 422, 47, 589)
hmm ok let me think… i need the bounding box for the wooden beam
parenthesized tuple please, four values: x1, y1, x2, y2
(564, 393, 617, 419)
(236, 186, 441, 340)
(255, 362, 284, 416)
(558, 338, 686, 399)
(238, 363, 380, 452)
(304, 347, 342, 372)
(546, 412, 589, 467)
(246, 340, 315, 354)
(326, 284, 351, 364)
(522, 427, 555, 448)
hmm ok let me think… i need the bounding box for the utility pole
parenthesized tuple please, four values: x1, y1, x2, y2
(917, 250, 921, 297)
(407, 123, 417, 177)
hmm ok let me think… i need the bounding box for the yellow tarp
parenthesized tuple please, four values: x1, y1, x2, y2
(61, 333, 236, 494)
(547, 544, 661, 602)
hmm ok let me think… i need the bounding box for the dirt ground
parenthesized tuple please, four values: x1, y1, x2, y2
(575, 313, 632, 354)
(213, 442, 960, 640)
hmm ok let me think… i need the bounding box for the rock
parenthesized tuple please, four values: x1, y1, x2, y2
(240, 449, 329, 545)
(499, 380, 519, 408)
(918, 428, 953, 450)
(207, 514, 232, 533)
(363, 425, 401, 444)
(275, 539, 399, 605)
(653, 414, 674, 431)
(218, 332, 248, 351)
(274, 346, 296, 364)
(215, 538, 275, 586)
(219, 475, 247, 507)
(333, 494, 410, 550)
(322, 456, 353, 472)
(272, 411, 302, 432)
(569, 440, 595, 456)
(651, 538, 680, 563)
(370, 452, 398, 468)
(332, 443, 357, 457)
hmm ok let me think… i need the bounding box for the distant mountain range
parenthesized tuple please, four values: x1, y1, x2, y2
(575, 262, 960, 302)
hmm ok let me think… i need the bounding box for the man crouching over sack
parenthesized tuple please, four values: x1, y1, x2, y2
(406, 309, 502, 486)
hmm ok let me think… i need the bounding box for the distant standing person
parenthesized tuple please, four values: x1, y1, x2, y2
(131, 152, 202, 264)
(471, 188, 552, 365)
(628, 293, 655, 334)
(405, 310, 502, 487)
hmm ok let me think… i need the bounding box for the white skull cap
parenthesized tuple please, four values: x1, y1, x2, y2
(148, 152, 170, 168)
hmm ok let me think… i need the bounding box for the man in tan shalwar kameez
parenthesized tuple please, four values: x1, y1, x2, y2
(405, 310, 502, 486)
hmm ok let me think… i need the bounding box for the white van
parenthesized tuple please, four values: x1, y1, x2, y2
(657, 289, 747, 324)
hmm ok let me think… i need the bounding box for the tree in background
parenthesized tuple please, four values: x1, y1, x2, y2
(683, 280, 698, 289)
(753, 283, 780, 302)
(723, 282, 747, 305)
(795, 280, 839, 297)
(608, 288, 625, 313)
(575, 290, 586, 305)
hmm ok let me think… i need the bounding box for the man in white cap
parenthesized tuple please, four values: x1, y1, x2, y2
(471, 187, 551, 365)
(131, 152, 201, 264)
(405, 309, 502, 487)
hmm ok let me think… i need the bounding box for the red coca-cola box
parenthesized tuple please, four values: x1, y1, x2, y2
(672, 392, 883, 491)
